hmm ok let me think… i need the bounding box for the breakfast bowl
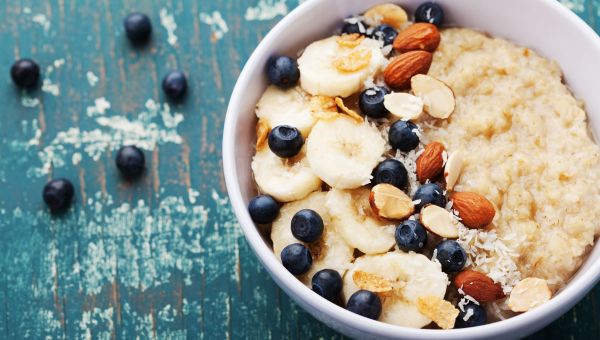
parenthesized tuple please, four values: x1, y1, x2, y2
(222, 0, 600, 338)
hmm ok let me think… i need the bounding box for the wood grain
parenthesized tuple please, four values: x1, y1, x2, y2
(0, 0, 596, 339)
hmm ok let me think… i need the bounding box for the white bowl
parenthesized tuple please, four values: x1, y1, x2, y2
(223, 0, 600, 338)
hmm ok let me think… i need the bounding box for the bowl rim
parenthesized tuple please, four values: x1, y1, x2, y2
(223, 0, 600, 337)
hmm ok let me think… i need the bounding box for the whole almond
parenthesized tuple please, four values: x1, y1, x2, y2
(393, 23, 441, 53)
(450, 192, 496, 228)
(454, 270, 505, 302)
(416, 142, 445, 183)
(384, 51, 433, 89)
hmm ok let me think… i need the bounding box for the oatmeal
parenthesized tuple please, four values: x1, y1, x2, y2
(245, 2, 600, 329)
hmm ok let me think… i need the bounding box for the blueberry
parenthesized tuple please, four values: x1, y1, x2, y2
(415, 2, 445, 27)
(116, 145, 146, 178)
(312, 269, 343, 302)
(266, 56, 300, 89)
(389, 120, 420, 152)
(124, 12, 152, 43)
(395, 220, 428, 252)
(372, 159, 408, 190)
(281, 243, 312, 275)
(162, 70, 188, 100)
(291, 209, 324, 243)
(412, 183, 446, 210)
(43, 178, 74, 211)
(10, 58, 40, 88)
(359, 86, 390, 118)
(370, 24, 398, 46)
(268, 125, 304, 158)
(455, 302, 487, 328)
(248, 195, 280, 224)
(341, 19, 367, 35)
(434, 240, 467, 273)
(346, 290, 382, 320)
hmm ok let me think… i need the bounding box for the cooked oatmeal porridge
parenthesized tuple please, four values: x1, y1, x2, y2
(245, 2, 600, 329)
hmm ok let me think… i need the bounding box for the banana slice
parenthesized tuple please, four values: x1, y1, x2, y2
(298, 36, 385, 98)
(326, 188, 396, 254)
(256, 85, 317, 136)
(307, 117, 386, 189)
(343, 252, 449, 328)
(252, 147, 322, 202)
(271, 191, 354, 285)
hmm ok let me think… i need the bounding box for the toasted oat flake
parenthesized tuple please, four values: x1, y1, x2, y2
(335, 97, 363, 122)
(333, 48, 372, 72)
(256, 120, 270, 150)
(416, 295, 459, 329)
(310, 95, 337, 113)
(352, 270, 393, 293)
(336, 33, 365, 48)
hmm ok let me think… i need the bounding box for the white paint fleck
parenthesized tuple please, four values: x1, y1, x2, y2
(159, 8, 178, 46)
(86, 71, 99, 87)
(559, 0, 585, 13)
(41, 58, 65, 96)
(21, 93, 40, 108)
(72, 152, 82, 165)
(32, 14, 50, 32)
(23, 7, 32, 14)
(86, 97, 111, 117)
(199, 11, 229, 41)
(188, 188, 200, 204)
(245, 0, 288, 21)
(78, 307, 114, 339)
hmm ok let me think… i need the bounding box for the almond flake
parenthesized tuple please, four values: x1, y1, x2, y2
(420, 204, 460, 238)
(416, 295, 459, 330)
(508, 278, 551, 312)
(335, 97, 363, 122)
(352, 270, 393, 293)
(333, 48, 372, 72)
(444, 151, 464, 190)
(384, 92, 424, 121)
(411, 74, 455, 119)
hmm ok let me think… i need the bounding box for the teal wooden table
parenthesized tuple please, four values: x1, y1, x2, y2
(0, 0, 598, 338)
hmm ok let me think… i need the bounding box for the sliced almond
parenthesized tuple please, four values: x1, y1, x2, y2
(335, 97, 363, 123)
(333, 48, 372, 73)
(444, 151, 464, 190)
(352, 270, 393, 293)
(416, 295, 459, 330)
(508, 278, 551, 312)
(411, 74, 455, 119)
(383, 92, 423, 121)
(256, 119, 270, 150)
(420, 205, 459, 238)
(369, 183, 415, 219)
(364, 3, 408, 29)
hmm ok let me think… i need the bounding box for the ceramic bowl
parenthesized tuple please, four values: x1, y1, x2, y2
(223, 0, 600, 338)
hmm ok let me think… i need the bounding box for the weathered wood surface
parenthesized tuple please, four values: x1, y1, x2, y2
(0, 0, 597, 338)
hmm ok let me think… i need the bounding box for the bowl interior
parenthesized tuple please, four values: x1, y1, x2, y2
(224, 0, 600, 338)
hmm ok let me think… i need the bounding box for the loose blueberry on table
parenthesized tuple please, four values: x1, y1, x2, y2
(115, 145, 146, 178)
(359, 86, 390, 119)
(395, 220, 428, 252)
(268, 125, 304, 158)
(346, 290, 382, 320)
(162, 70, 188, 100)
(312, 269, 343, 302)
(266, 56, 300, 89)
(413, 183, 446, 210)
(389, 120, 420, 152)
(455, 302, 487, 328)
(123, 12, 152, 43)
(291, 209, 324, 243)
(414, 2, 445, 27)
(434, 240, 467, 273)
(281, 243, 313, 276)
(372, 159, 409, 190)
(42, 178, 75, 211)
(10, 58, 40, 88)
(248, 195, 280, 224)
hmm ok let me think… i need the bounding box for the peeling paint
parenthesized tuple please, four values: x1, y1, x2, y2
(199, 11, 229, 41)
(245, 0, 288, 21)
(159, 8, 178, 46)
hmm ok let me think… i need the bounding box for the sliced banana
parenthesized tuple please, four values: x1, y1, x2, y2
(252, 147, 322, 202)
(343, 252, 449, 328)
(307, 117, 386, 189)
(271, 191, 354, 285)
(326, 188, 396, 254)
(256, 85, 317, 136)
(298, 36, 385, 98)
